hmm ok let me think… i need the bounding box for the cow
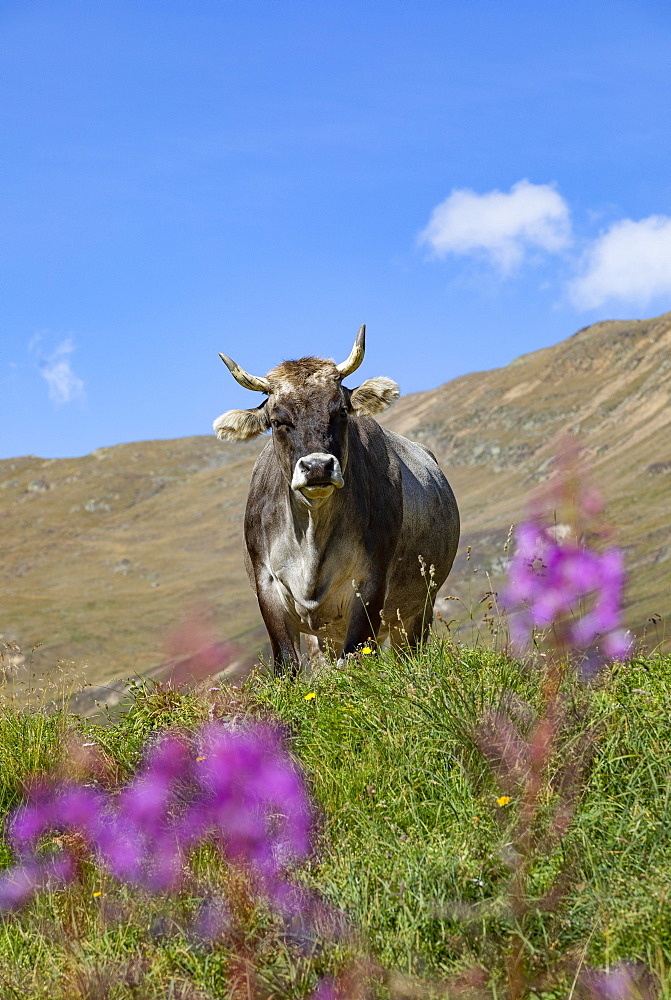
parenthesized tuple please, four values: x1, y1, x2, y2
(213, 325, 460, 673)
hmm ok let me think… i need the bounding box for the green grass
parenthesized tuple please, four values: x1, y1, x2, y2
(252, 646, 671, 981)
(1, 643, 671, 997)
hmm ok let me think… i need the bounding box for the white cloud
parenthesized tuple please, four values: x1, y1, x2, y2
(419, 179, 572, 272)
(568, 215, 671, 309)
(37, 337, 85, 405)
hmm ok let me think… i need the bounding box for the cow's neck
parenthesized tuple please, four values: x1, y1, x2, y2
(288, 486, 346, 542)
(272, 488, 349, 608)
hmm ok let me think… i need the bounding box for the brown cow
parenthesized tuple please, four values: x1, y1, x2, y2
(213, 326, 459, 673)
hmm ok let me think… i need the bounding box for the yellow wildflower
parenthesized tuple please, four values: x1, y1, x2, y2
(496, 796, 511, 807)
(304, 692, 316, 701)
(93, 891, 102, 898)
(361, 646, 373, 655)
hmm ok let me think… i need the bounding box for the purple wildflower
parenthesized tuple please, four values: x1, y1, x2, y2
(6, 782, 105, 887)
(309, 978, 340, 1000)
(0, 852, 76, 911)
(118, 735, 190, 832)
(192, 722, 312, 909)
(0, 862, 42, 911)
(108, 734, 195, 890)
(503, 436, 633, 663)
(93, 818, 144, 884)
(0, 720, 314, 915)
(582, 962, 658, 1000)
(503, 518, 631, 661)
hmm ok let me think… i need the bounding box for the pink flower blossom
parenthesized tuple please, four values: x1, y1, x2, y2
(503, 518, 632, 662)
(0, 721, 313, 913)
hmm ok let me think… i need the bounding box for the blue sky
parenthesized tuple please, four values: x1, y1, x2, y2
(3, 0, 671, 458)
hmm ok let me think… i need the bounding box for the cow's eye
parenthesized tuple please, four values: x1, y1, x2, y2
(272, 419, 290, 430)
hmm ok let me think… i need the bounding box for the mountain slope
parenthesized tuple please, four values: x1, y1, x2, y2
(1, 313, 670, 685)
(381, 312, 671, 642)
(1, 437, 264, 684)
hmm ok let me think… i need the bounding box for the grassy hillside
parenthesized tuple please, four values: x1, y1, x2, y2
(1, 312, 670, 688)
(0, 436, 265, 685)
(1, 643, 670, 998)
(382, 312, 671, 650)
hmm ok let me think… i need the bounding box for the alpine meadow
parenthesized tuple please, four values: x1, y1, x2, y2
(1, 313, 670, 997)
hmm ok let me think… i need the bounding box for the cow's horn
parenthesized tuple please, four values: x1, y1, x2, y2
(336, 324, 366, 378)
(218, 353, 270, 393)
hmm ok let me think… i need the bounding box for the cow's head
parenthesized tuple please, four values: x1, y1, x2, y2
(213, 326, 399, 505)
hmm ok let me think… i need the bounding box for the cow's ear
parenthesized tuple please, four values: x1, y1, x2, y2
(213, 402, 271, 441)
(349, 377, 400, 415)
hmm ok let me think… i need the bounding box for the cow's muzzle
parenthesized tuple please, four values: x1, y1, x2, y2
(291, 453, 344, 498)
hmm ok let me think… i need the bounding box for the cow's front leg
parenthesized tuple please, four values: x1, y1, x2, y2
(255, 580, 301, 676)
(341, 577, 386, 658)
